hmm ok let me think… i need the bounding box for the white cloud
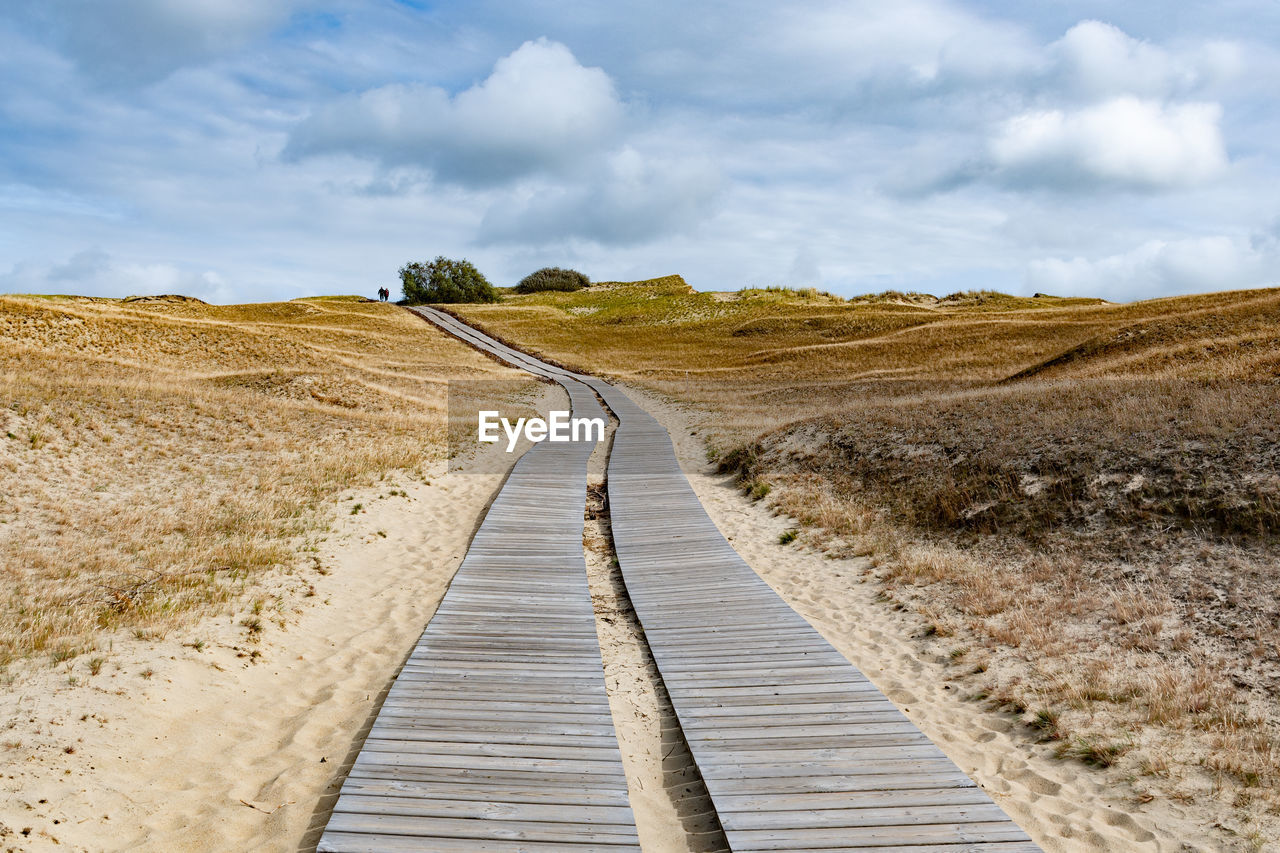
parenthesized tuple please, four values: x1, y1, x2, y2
(1051, 20, 1243, 100)
(777, 0, 1040, 86)
(1027, 233, 1280, 301)
(990, 96, 1227, 190)
(2, 248, 237, 302)
(285, 39, 624, 186)
(1053, 20, 1183, 98)
(477, 147, 722, 246)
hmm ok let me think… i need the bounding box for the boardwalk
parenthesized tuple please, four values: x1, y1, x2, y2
(328, 306, 1038, 852)
(316, 318, 639, 852)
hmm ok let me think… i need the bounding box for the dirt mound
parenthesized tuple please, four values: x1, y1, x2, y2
(121, 294, 208, 304)
(591, 275, 693, 293)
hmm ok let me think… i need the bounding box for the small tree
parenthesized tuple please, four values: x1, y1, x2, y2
(514, 267, 590, 294)
(399, 257, 499, 304)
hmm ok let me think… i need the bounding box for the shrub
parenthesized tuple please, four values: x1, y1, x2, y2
(399, 257, 498, 304)
(514, 267, 590, 294)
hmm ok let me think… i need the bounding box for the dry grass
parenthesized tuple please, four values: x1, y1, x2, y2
(451, 278, 1280, 837)
(739, 377, 1280, 541)
(0, 294, 520, 667)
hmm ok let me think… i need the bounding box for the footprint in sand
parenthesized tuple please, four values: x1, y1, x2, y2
(1100, 808, 1156, 841)
(1006, 766, 1062, 796)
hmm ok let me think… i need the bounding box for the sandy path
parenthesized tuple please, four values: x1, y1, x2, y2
(627, 386, 1228, 853)
(0, 390, 561, 852)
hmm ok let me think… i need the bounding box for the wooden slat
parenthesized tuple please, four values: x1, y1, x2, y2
(318, 831, 638, 853)
(331, 794, 638, 825)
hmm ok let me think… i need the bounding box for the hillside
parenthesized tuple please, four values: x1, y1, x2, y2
(0, 294, 523, 665)
(451, 279, 1280, 846)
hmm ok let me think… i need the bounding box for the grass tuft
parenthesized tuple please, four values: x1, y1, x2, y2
(1056, 737, 1130, 768)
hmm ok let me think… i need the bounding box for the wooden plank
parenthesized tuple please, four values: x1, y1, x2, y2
(377, 688, 612, 707)
(368, 714, 620, 732)
(319, 830, 640, 852)
(334, 775, 634, 801)
(685, 728, 930, 748)
(695, 756, 967, 780)
(364, 729, 623, 750)
(371, 701, 615, 720)
(725, 823, 1033, 848)
(331, 794, 637, 825)
(349, 749, 632, 781)
(715, 786, 996, 813)
(354, 739, 625, 763)
(344, 764, 635, 792)
(697, 771, 981, 796)
(323, 816, 641, 845)
(682, 701, 906, 719)
(719, 802, 1018, 831)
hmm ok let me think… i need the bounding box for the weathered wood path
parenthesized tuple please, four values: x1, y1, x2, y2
(322, 306, 1039, 851)
(316, 311, 639, 852)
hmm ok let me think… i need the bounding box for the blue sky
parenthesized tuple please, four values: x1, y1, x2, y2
(1, 1, 1278, 303)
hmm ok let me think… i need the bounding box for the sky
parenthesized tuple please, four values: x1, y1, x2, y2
(1, 1, 1278, 303)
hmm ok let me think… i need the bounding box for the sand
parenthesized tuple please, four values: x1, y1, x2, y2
(629, 385, 1238, 853)
(0, 389, 558, 852)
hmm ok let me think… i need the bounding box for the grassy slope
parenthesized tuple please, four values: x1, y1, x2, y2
(452, 278, 1280, 842)
(455, 280, 1279, 544)
(460, 279, 1278, 432)
(0, 294, 520, 665)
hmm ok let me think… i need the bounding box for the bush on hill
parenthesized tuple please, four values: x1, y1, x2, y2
(399, 257, 498, 304)
(514, 267, 590, 294)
